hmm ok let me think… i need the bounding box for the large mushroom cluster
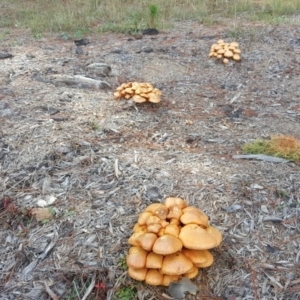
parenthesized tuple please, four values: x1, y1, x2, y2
(126, 197, 222, 286)
(114, 82, 162, 103)
(209, 39, 241, 64)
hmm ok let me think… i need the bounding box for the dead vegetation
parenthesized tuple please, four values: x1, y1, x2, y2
(243, 135, 300, 162)
(0, 20, 300, 299)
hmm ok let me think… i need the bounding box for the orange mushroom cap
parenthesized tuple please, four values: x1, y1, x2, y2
(145, 269, 163, 285)
(160, 220, 170, 228)
(164, 224, 180, 238)
(164, 197, 188, 210)
(145, 203, 165, 214)
(146, 251, 164, 269)
(128, 232, 144, 246)
(126, 246, 148, 269)
(206, 226, 222, 247)
(147, 223, 162, 234)
(152, 235, 183, 255)
(183, 265, 199, 279)
(133, 223, 148, 233)
(179, 224, 221, 250)
(169, 219, 180, 226)
(195, 251, 214, 268)
(180, 206, 209, 228)
(138, 212, 153, 225)
(167, 204, 183, 220)
(146, 215, 161, 225)
(135, 232, 157, 251)
(162, 274, 180, 286)
(161, 252, 194, 275)
(128, 267, 148, 281)
(181, 248, 212, 265)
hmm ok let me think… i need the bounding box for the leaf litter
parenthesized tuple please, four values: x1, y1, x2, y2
(0, 21, 300, 299)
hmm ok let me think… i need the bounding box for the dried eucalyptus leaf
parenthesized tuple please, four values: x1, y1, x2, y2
(146, 186, 161, 201)
(21, 259, 38, 279)
(168, 278, 199, 299)
(263, 216, 282, 223)
(250, 183, 264, 189)
(222, 204, 242, 213)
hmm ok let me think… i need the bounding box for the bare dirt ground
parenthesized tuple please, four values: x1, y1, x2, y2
(1, 21, 300, 300)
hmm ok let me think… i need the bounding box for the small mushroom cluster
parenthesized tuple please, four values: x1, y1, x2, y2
(126, 197, 222, 286)
(209, 39, 241, 64)
(114, 82, 162, 103)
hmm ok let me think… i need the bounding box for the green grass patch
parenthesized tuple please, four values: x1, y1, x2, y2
(243, 135, 300, 162)
(0, 0, 300, 35)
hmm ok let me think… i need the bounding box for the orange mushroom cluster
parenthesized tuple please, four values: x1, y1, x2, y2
(126, 197, 222, 286)
(114, 82, 162, 103)
(209, 39, 241, 64)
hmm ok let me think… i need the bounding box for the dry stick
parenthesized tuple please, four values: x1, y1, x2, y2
(81, 273, 96, 300)
(247, 259, 259, 300)
(4, 261, 17, 288)
(43, 281, 59, 300)
(277, 233, 300, 248)
(0, 174, 33, 196)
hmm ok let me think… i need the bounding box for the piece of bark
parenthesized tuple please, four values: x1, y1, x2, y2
(52, 74, 110, 89)
(232, 154, 289, 163)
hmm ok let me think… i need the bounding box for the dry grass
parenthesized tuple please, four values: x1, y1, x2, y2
(0, 0, 300, 35)
(243, 135, 300, 163)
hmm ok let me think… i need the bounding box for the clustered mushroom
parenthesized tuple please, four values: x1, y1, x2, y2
(114, 82, 162, 103)
(209, 39, 241, 64)
(126, 197, 222, 286)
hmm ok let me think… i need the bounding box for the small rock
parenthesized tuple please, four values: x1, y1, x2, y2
(261, 205, 269, 214)
(142, 47, 153, 53)
(86, 63, 111, 76)
(265, 244, 282, 253)
(51, 113, 69, 121)
(0, 52, 13, 59)
(217, 104, 234, 117)
(36, 195, 57, 207)
(168, 278, 199, 299)
(48, 107, 60, 115)
(56, 145, 71, 154)
(75, 46, 84, 54)
(111, 48, 126, 54)
(142, 28, 159, 35)
(74, 38, 89, 46)
(136, 47, 153, 54)
(231, 108, 243, 118)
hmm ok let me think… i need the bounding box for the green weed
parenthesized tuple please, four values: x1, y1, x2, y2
(66, 210, 76, 217)
(115, 286, 137, 300)
(149, 4, 159, 28)
(89, 121, 101, 131)
(117, 256, 128, 270)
